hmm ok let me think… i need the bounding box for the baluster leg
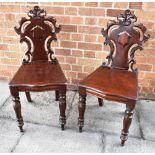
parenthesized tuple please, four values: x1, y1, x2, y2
(59, 90, 66, 130)
(10, 87, 24, 132)
(120, 103, 136, 146)
(78, 94, 86, 132)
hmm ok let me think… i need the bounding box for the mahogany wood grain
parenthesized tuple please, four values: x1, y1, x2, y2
(78, 10, 150, 146)
(9, 6, 67, 132)
(80, 66, 138, 101)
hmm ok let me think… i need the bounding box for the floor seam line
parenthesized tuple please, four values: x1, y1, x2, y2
(135, 103, 145, 140)
(66, 91, 77, 120)
(101, 133, 106, 153)
(0, 95, 11, 110)
(10, 132, 24, 153)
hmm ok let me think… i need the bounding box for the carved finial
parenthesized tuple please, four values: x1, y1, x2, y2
(117, 9, 137, 26)
(28, 6, 46, 19)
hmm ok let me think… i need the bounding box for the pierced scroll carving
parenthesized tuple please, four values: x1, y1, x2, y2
(101, 9, 150, 72)
(28, 6, 47, 19)
(14, 6, 61, 64)
(117, 9, 137, 26)
(101, 26, 115, 67)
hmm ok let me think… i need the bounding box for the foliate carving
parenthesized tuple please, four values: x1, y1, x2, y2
(101, 9, 150, 72)
(101, 25, 115, 67)
(117, 9, 137, 26)
(128, 24, 150, 72)
(101, 27, 114, 67)
(128, 45, 143, 72)
(28, 6, 46, 19)
(14, 6, 61, 63)
(20, 36, 32, 63)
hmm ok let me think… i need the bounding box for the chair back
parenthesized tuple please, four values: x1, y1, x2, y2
(15, 6, 61, 63)
(102, 9, 150, 72)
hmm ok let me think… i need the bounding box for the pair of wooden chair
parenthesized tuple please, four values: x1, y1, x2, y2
(9, 6, 150, 146)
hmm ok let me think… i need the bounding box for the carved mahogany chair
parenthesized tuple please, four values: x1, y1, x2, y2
(9, 6, 67, 131)
(78, 10, 150, 146)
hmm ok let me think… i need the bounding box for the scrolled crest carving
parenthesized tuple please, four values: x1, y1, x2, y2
(117, 9, 137, 26)
(101, 9, 150, 72)
(28, 6, 46, 19)
(14, 6, 61, 63)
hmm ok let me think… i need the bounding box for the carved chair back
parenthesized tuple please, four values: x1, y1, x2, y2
(102, 10, 150, 72)
(15, 6, 61, 63)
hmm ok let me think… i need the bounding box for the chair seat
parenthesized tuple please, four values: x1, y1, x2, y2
(79, 66, 138, 100)
(9, 61, 67, 88)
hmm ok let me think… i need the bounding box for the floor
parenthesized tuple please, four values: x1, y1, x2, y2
(0, 80, 155, 153)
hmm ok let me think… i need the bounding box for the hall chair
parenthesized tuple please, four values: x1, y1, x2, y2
(9, 6, 67, 132)
(77, 10, 150, 146)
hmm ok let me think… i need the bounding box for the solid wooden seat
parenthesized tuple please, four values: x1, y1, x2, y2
(9, 6, 67, 132)
(10, 61, 67, 88)
(78, 9, 150, 146)
(80, 66, 138, 101)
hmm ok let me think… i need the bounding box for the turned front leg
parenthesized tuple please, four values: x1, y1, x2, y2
(78, 94, 86, 132)
(59, 91, 66, 130)
(120, 103, 135, 146)
(12, 92, 24, 132)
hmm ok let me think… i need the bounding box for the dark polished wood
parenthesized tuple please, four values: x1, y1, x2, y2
(98, 98, 103, 107)
(9, 6, 67, 132)
(78, 93, 86, 133)
(10, 87, 24, 132)
(59, 90, 67, 130)
(78, 10, 150, 146)
(25, 92, 32, 102)
(120, 103, 135, 146)
(80, 66, 138, 101)
(55, 90, 59, 101)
